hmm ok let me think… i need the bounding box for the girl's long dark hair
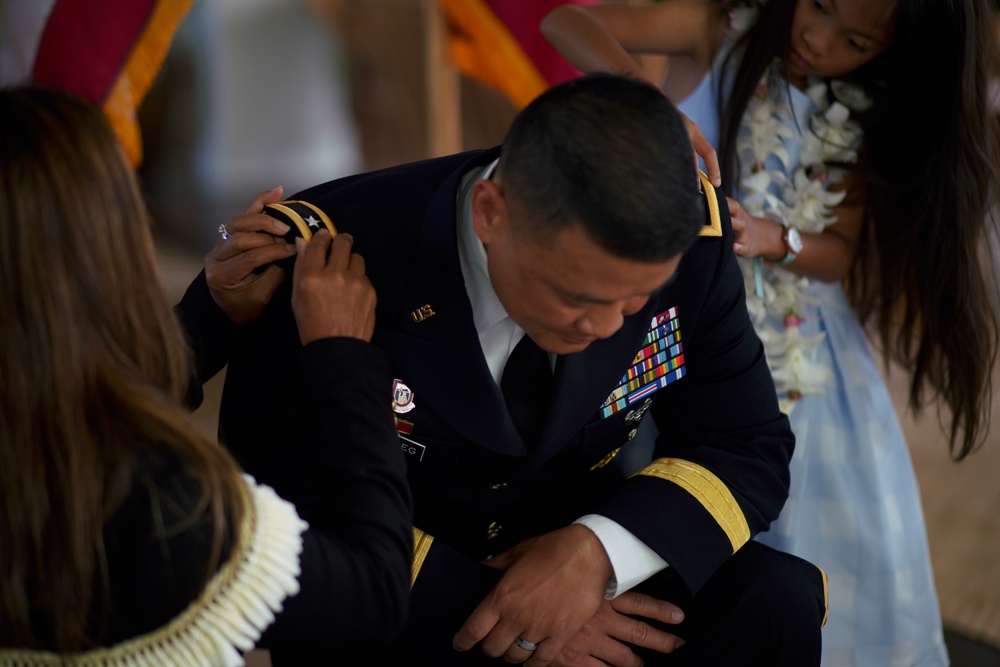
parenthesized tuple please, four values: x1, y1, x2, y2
(718, 0, 1000, 459)
(0, 87, 247, 651)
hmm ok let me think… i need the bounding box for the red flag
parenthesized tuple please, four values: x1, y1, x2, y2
(437, 0, 598, 109)
(7, 0, 196, 166)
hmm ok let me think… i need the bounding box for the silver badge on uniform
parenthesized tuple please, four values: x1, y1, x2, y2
(392, 379, 416, 414)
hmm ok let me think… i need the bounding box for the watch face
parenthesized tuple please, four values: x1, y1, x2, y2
(786, 227, 803, 253)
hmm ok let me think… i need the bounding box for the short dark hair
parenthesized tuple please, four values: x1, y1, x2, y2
(498, 72, 703, 262)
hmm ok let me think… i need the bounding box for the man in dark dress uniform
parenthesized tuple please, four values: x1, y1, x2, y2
(189, 73, 827, 665)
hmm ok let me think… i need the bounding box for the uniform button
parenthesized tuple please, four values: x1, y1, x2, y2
(487, 482, 508, 490)
(486, 521, 502, 540)
(627, 428, 639, 440)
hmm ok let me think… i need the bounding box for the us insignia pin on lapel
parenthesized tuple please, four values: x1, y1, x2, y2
(392, 379, 416, 414)
(600, 306, 687, 419)
(411, 304, 436, 323)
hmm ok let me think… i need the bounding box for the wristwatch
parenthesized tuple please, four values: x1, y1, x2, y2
(775, 224, 803, 266)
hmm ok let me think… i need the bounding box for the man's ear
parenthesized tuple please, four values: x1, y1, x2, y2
(471, 179, 508, 244)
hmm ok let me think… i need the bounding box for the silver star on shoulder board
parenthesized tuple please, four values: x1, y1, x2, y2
(305, 214, 322, 230)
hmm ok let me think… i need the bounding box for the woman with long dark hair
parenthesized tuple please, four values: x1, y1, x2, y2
(0, 86, 412, 664)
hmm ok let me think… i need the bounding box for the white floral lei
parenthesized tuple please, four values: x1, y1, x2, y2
(726, 4, 869, 415)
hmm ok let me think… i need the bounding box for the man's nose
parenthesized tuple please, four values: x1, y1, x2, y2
(576, 305, 627, 340)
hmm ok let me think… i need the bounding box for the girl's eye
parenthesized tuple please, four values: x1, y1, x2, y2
(847, 38, 866, 52)
(812, 0, 825, 12)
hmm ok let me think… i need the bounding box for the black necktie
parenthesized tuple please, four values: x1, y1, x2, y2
(501, 334, 553, 443)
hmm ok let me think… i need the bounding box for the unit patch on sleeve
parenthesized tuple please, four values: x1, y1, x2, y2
(600, 307, 686, 418)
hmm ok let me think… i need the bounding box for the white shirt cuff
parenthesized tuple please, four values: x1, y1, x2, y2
(574, 514, 668, 599)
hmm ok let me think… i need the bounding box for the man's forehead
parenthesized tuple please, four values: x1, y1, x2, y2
(533, 237, 680, 297)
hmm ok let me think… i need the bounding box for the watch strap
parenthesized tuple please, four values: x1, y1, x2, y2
(775, 249, 798, 266)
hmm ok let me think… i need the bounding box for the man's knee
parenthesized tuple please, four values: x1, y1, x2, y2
(630, 542, 826, 665)
(733, 541, 828, 631)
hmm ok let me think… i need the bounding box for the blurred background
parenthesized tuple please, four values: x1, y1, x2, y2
(5, 0, 999, 664)
(139, 0, 525, 255)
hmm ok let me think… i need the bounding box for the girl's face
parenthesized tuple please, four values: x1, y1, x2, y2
(786, 0, 898, 88)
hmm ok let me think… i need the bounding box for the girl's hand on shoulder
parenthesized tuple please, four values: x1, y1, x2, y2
(684, 111, 722, 188)
(728, 197, 782, 260)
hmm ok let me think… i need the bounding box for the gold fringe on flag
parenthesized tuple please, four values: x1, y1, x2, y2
(436, 0, 549, 110)
(102, 0, 197, 167)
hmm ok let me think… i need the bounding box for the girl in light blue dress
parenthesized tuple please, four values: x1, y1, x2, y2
(543, 1, 1000, 664)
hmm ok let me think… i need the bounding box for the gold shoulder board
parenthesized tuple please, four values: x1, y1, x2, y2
(697, 170, 722, 237)
(263, 200, 337, 241)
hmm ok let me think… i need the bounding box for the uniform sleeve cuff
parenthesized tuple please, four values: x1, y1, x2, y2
(574, 514, 668, 599)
